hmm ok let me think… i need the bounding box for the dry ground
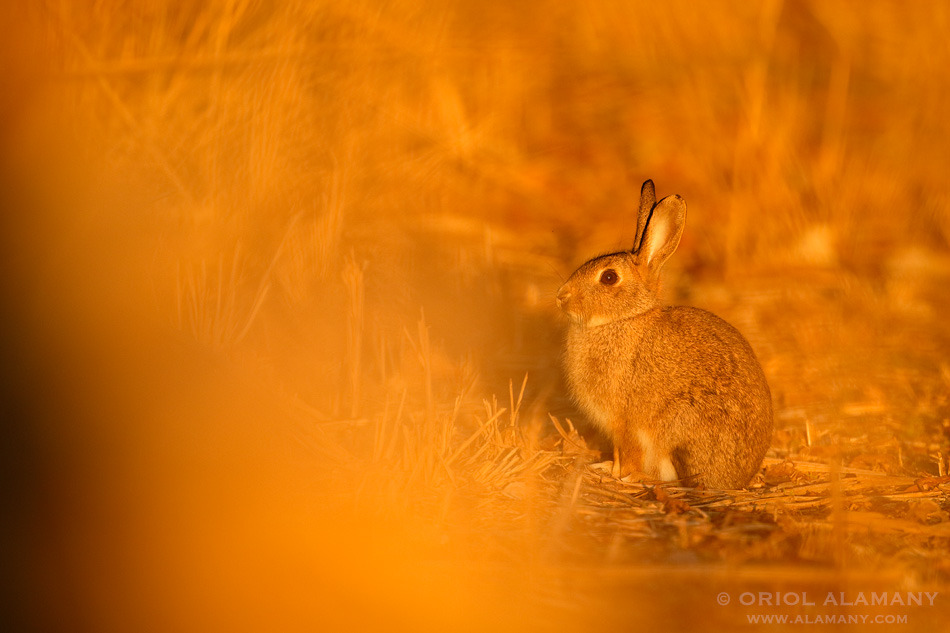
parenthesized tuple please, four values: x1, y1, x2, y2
(3, 1, 950, 631)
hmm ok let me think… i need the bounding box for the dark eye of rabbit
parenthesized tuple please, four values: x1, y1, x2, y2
(599, 269, 619, 285)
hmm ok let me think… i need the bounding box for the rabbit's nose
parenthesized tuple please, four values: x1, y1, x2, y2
(556, 286, 572, 309)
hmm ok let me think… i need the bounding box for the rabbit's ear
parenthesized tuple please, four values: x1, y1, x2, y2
(633, 179, 656, 253)
(639, 194, 686, 273)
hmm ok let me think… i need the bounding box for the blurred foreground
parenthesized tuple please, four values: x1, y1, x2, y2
(3, 1, 950, 631)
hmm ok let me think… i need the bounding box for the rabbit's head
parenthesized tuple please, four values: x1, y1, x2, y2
(556, 180, 686, 327)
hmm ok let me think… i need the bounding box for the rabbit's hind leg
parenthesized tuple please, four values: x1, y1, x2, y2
(636, 428, 679, 482)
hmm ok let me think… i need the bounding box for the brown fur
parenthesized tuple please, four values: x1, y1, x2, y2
(556, 181, 773, 489)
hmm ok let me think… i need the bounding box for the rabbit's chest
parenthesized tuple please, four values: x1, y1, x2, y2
(564, 326, 634, 430)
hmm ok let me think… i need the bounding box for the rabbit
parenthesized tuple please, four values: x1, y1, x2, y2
(556, 180, 772, 489)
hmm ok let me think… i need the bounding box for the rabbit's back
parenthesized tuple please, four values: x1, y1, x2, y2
(640, 306, 769, 411)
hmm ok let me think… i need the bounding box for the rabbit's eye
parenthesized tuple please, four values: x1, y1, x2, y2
(599, 269, 619, 285)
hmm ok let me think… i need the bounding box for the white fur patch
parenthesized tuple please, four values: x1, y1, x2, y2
(639, 429, 677, 481)
(586, 314, 611, 327)
(659, 458, 678, 482)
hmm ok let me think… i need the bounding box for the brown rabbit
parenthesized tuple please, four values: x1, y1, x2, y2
(556, 180, 772, 489)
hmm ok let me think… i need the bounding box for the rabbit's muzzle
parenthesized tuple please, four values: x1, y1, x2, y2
(555, 285, 572, 311)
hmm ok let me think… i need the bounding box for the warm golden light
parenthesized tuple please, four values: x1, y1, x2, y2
(3, 1, 949, 631)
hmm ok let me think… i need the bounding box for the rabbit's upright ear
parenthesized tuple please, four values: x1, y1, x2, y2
(639, 194, 686, 274)
(633, 179, 656, 253)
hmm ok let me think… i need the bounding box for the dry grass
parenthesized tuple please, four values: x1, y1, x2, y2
(3, 0, 950, 631)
